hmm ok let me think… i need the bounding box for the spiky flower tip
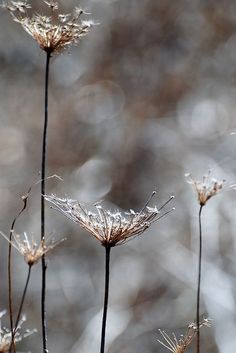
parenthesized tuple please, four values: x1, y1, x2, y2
(0, 309, 36, 352)
(0, 231, 65, 266)
(185, 170, 226, 206)
(158, 318, 211, 353)
(1, 0, 94, 54)
(45, 191, 175, 247)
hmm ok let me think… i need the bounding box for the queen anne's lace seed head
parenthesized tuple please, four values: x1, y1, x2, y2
(185, 171, 226, 206)
(0, 231, 65, 266)
(1, 0, 94, 54)
(45, 192, 174, 247)
(158, 318, 211, 353)
(0, 310, 36, 352)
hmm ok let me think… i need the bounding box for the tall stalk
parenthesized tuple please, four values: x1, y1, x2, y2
(8, 237, 14, 353)
(41, 50, 52, 353)
(196, 205, 203, 353)
(100, 246, 111, 353)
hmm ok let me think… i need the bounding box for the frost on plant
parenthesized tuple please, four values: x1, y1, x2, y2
(158, 319, 211, 353)
(185, 170, 225, 206)
(1, 0, 94, 53)
(0, 231, 65, 266)
(0, 310, 36, 352)
(45, 192, 174, 247)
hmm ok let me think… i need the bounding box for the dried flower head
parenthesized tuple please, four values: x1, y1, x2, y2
(185, 171, 226, 206)
(2, 0, 94, 53)
(0, 231, 65, 266)
(158, 319, 211, 353)
(0, 310, 36, 352)
(45, 192, 174, 247)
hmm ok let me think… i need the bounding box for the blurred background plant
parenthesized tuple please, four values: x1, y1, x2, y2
(0, 0, 236, 352)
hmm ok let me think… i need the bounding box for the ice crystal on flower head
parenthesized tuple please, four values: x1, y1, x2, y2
(45, 192, 174, 247)
(2, 0, 94, 54)
(158, 318, 211, 353)
(1, 0, 31, 13)
(185, 170, 225, 206)
(0, 310, 36, 352)
(0, 231, 65, 266)
(43, 0, 58, 11)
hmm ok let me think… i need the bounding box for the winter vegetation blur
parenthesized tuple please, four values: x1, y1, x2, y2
(0, 0, 236, 353)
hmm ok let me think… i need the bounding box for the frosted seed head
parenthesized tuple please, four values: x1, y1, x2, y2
(186, 171, 226, 206)
(45, 192, 174, 247)
(2, 0, 94, 54)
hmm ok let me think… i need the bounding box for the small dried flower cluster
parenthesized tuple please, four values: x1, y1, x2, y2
(2, 0, 94, 53)
(185, 171, 225, 206)
(158, 318, 211, 353)
(0, 231, 64, 266)
(45, 192, 174, 247)
(0, 310, 36, 352)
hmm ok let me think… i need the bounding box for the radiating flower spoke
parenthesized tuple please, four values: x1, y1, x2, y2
(2, 0, 94, 54)
(0, 231, 65, 266)
(45, 192, 174, 247)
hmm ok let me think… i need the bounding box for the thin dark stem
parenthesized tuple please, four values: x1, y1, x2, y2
(14, 265, 32, 332)
(100, 245, 111, 353)
(8, 233, 14, 353)
(8, 193, 29, 353)
(9, 265, 32, 353)
(196, 205, 203, 353)
(41, 50, 51, 353)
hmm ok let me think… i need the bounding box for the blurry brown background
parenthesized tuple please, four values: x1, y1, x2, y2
(1, 0, 236, 352)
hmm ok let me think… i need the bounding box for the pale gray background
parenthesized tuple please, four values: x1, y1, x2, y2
(0, 0, 236, 352)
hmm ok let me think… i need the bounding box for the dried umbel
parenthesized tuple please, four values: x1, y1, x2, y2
(2, 0, 94, 53)
(0, 231, 65, 266)
(0, 310, 36, 352)
(45, 192, 174, 247)
(158, 319, 211, 353)
(185, 171, 225, 206)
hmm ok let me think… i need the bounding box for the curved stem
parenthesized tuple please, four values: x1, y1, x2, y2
(8, 195, 29, 353)
(100, 246, 111, 353)
(41, 50, 51, 353)
(196, 205, 203, 353)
